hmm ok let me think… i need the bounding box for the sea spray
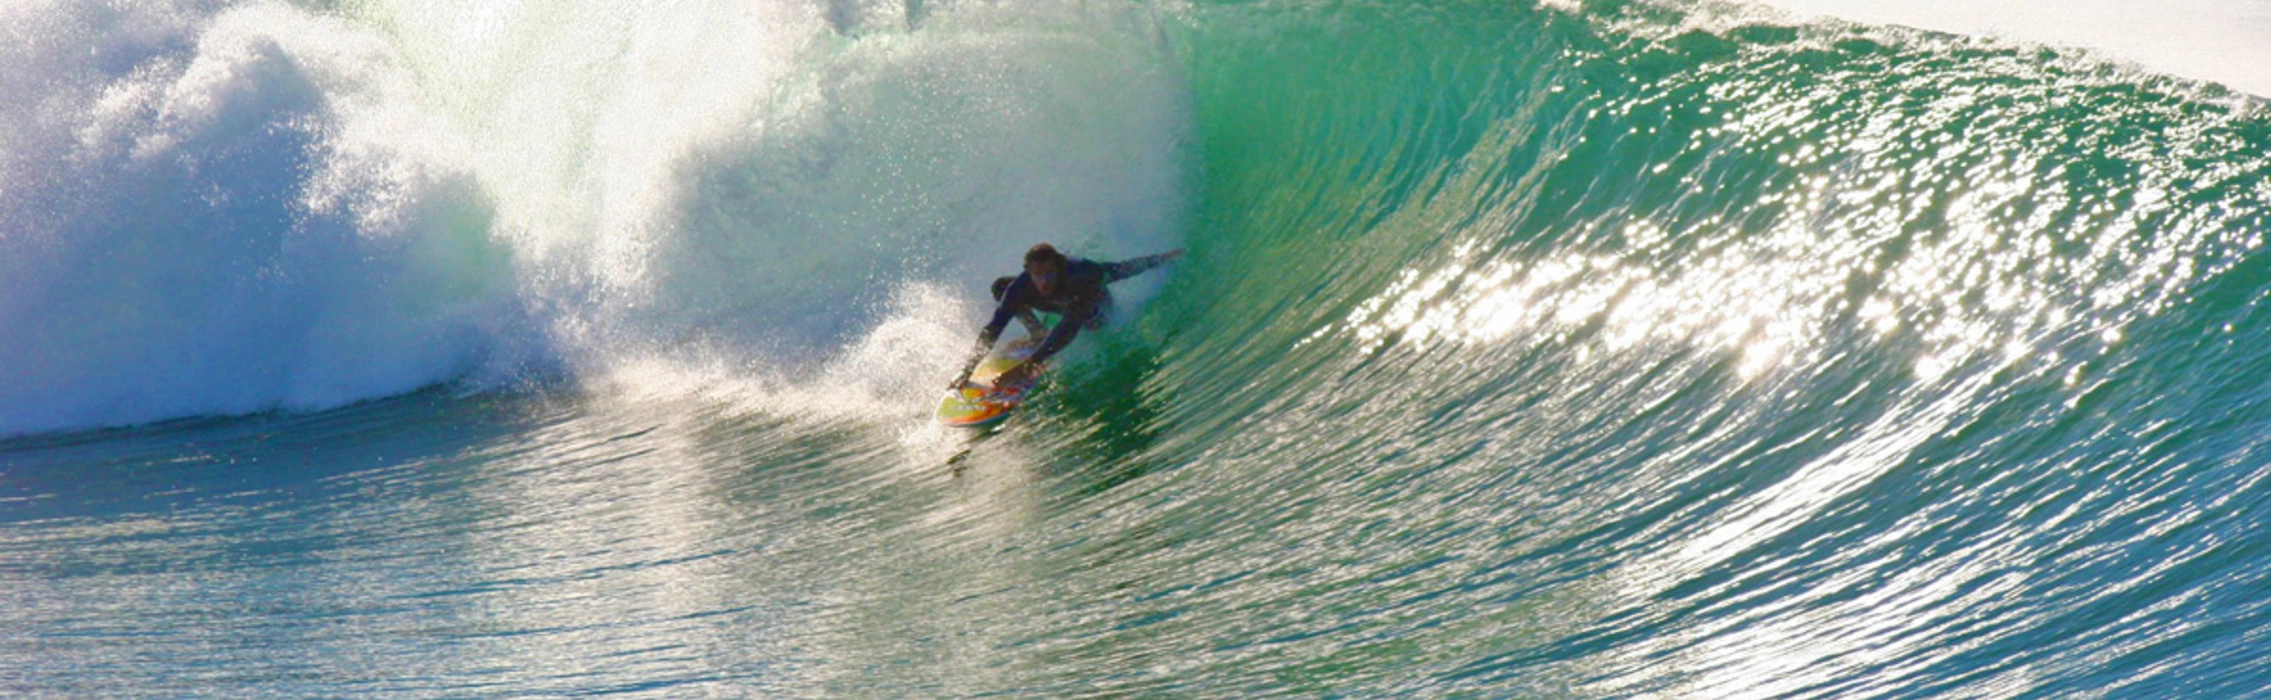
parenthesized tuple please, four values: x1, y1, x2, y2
(0, 0, 1189, 436)
(0, 1, 518, 435)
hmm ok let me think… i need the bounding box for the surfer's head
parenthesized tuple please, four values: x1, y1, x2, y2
(1024, 243, 1067, 294)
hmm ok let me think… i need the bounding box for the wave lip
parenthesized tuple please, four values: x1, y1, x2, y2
(1755, 0, 2271, 97)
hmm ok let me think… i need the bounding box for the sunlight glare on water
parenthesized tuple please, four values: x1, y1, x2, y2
(10, 0, 2271, 696)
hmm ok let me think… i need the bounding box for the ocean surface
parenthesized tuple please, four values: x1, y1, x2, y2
(6, 0, 2271, 696)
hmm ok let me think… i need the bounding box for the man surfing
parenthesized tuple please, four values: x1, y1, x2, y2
(950, 243, 1184, 389)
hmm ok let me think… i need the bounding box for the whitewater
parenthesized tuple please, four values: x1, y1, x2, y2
(5, 0, 2271, 696)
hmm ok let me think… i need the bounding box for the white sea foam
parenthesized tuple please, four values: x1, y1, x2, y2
(0, 1, 524, 435)
(0, 0, 1189, 436)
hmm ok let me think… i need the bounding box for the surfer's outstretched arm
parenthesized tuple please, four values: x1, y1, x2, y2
(1103, 248, 1185, 282)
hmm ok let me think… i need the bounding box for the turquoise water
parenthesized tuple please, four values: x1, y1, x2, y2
(6, 0, 2271, 696)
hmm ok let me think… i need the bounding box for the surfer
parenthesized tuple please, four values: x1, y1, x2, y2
(951, 243, 1184, 388)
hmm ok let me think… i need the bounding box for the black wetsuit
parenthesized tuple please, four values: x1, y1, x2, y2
(977, 253, 1178, 365)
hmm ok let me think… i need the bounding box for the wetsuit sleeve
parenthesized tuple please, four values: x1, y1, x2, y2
(1103, 252, 1180, 282)
(1016, 308, 1046, 336)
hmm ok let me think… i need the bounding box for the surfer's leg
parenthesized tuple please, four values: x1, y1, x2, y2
(1032, 304, 1097, 362)
(1083, 299, 1113, 330)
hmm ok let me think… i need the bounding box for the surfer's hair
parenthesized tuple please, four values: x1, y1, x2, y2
(1025, 243, 1067, 268)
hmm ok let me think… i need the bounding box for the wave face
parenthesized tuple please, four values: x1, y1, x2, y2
(7, 0, 2271, 697)
(1152, 1, 2271, 695)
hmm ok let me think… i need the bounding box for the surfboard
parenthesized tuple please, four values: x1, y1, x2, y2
(936, 344, 1044, 428)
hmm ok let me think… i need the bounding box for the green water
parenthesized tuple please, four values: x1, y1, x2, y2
(6, 0, 2271, 696)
